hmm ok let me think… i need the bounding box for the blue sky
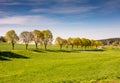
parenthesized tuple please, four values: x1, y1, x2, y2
(0, 0, 120, 39)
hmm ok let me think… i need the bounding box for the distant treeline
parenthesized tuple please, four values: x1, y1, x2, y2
(99, 38, 120, 46)
(55, 37, 102, 50)
(0, 29, 104, 50)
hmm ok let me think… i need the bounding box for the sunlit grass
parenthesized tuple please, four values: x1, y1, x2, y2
(0, 43, 120, 83)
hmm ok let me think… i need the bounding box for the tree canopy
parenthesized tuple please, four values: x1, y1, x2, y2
(20, 31, 33, 49)
(32, 29, 43, 49)
(5, 30, 19, 50)
(3, 29, 105, 50)
(42, 30, 53, 50)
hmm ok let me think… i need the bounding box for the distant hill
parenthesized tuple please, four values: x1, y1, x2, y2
(98, 38, 120, 46)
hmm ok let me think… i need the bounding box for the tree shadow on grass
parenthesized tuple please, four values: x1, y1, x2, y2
(30, 49, 79, 53)
(78, 49, 104, 52)
(32, 49, 46, 53)
(0, 51, 29, 61)
(46, 49, 80, 53)
(31, 49, 104, 53)
(45, 49, 104, 53)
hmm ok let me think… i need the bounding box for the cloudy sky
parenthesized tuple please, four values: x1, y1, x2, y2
(0, 0, 120, 40)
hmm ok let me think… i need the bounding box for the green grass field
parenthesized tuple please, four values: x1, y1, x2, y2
(0, 43, 120, 83)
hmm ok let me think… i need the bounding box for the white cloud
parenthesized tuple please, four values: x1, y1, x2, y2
(0, 15, 59, 25)
(0, 11, 4, 15)
(0, 15, 61, 37)
(0, 11, 8, 17)
(100, 0, 120, 14)
(0, 15, 63, 38)
(31, 6, 97, 14)
(0, 27, 33, 37)
(105, 0, 120, 9)
(0, 15, 120, 40)
(0, 16, 26, 24)
(0, 2, 21, 5)
(53, 7, 97, 14)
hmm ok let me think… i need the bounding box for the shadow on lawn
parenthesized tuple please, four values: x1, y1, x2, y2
(32, 49, 104, 53)
(46, 49, 79, 53)
(32, 49, 46, 53)
(0, 51, 29, 61)
(79, 49, 104, 51)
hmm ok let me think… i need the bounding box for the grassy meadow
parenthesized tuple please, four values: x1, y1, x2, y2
(0, 43, 120, 83)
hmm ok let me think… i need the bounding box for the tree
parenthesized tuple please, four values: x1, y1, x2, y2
(81, 38, 86, 48)
(67, 37, 74, 49)
(81, 38, 90, 49)
(73, 37, 81, 48)
(112, 40, 120, 46)
(63, 39, 68, 48)
(55, 37, 64, 50)
(5, 30, 19, 50)
(42, 30, 53, 50)
(0, 36, 6, 42)
(32, 30, 43, 49)
(95, 41, 103, 48)
(90, 39, 95, 48)
(86, 39, 91, 48)
(20, 31, 33, 49)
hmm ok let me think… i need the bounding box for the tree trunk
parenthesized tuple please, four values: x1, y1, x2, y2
(96, 45, 98, 48)
(77, 45, 78, 48)
(35, 43, 38, 49)
(85, 46, 86, 50)
(44, 44, 47, 50)
(81, 46, 83, 49)
(26, 44, 28, 50)
(60, 45, 62, 50)
(66, 45, 68, 48)
(12, 43, 14, 50)
(72, 45, 74, 49)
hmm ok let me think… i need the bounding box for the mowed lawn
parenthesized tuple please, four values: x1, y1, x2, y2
(0, 43, 120, 83)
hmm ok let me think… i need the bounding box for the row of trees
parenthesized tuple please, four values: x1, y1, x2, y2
(5, 29, 103, 50)
(55, 37, 103, 50)
(5, 29, 53, 50)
